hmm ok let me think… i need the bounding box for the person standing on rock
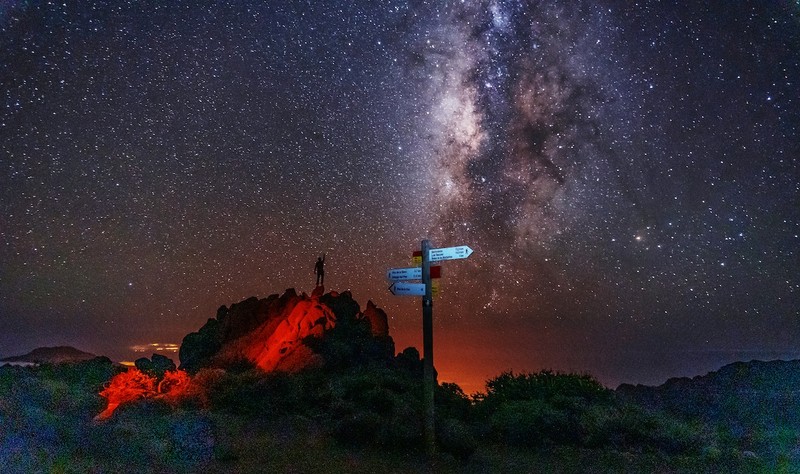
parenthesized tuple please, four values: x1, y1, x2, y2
(314, 254, 325, 286)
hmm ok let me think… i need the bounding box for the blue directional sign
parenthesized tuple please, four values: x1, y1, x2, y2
(386, 267, 423, 281)
(388, 282, 426, 296)
(428, 245, 473, 262)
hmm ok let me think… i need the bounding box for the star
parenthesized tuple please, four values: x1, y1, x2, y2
(0, 0, 798, 392)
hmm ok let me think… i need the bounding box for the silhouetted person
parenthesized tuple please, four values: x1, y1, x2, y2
(314, 254, 325, 286)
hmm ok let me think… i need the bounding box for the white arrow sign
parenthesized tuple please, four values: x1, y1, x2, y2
(387, 267, 423, 281)
(389, 282, 426, 296)
(428, 245, 474, 262)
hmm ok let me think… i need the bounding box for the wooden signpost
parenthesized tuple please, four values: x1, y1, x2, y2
(386, 240, 474, 455)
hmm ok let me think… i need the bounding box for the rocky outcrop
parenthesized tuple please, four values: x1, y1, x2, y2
(361, 300, 389, 337)
(235, 296, 336, 372)
(135, 353, 177, 377)
(179, 288, 395, 374)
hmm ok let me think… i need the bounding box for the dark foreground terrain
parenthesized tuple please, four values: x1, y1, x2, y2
(2, 355, 797, 473)
(3, 291, 796, 472)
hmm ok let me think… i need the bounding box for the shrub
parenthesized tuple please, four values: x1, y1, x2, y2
(325, 367, 424, 449)
(435, 382, 473, 422)
(488, 399, 577, 446)
(437, 417, 478, 458)
(483, 370, 610, 406)
(474, 370, 709, 454)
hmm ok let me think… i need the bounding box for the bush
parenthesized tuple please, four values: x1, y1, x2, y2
(90, 403, 215, 471)
(489, 399, 578, 446)
(476, 371, 609, 446)
(437, 417, 478, 458)
(326, 368, 424, 449)
(483, 370, 610, 406)
(435, 382, 473, 422)
(205, 370, 276, 416)
(474, 370, 709, 454)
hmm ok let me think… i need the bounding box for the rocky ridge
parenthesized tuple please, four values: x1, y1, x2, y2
(179, 287, 394, 374)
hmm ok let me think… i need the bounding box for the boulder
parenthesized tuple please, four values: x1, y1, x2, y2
(135, 353, 176, 377)
(361, 300, 389, 337)
(179, 288, 395, 374)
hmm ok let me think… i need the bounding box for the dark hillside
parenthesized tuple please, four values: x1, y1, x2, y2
(617, 359, 800, 466)
(1, 346, 97, 364)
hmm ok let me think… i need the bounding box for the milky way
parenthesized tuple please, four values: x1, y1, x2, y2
(1, 1, 798, 391)
(407, 3, 611, 248)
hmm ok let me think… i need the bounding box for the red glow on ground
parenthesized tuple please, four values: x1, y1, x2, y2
(95, 292, 394, 418)
(95, 368, 194, 420)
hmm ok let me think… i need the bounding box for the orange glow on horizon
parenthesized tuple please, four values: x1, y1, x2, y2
(129, 342, 180, 353)
(390, 325, 554, 396)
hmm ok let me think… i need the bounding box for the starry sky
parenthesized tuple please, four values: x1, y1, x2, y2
(1, 0, 798, 393)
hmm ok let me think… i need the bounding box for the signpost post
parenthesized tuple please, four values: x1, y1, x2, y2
(421, 239, 435, 455)
(386, 239, 473, 456)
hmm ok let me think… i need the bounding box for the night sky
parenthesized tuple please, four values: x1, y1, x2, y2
(1, 1, 798, 393)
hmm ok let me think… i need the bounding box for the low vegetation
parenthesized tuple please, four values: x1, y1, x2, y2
(2, 355, 787, 472)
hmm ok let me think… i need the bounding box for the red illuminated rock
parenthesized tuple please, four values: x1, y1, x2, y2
(311, 284, 325, 299)
(179, 288, 394, 373)
(98, 289, 396, 420)
(231, 297, 336, 372)
(95, 367, 193, 421)
(361, 300, 389, 337)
